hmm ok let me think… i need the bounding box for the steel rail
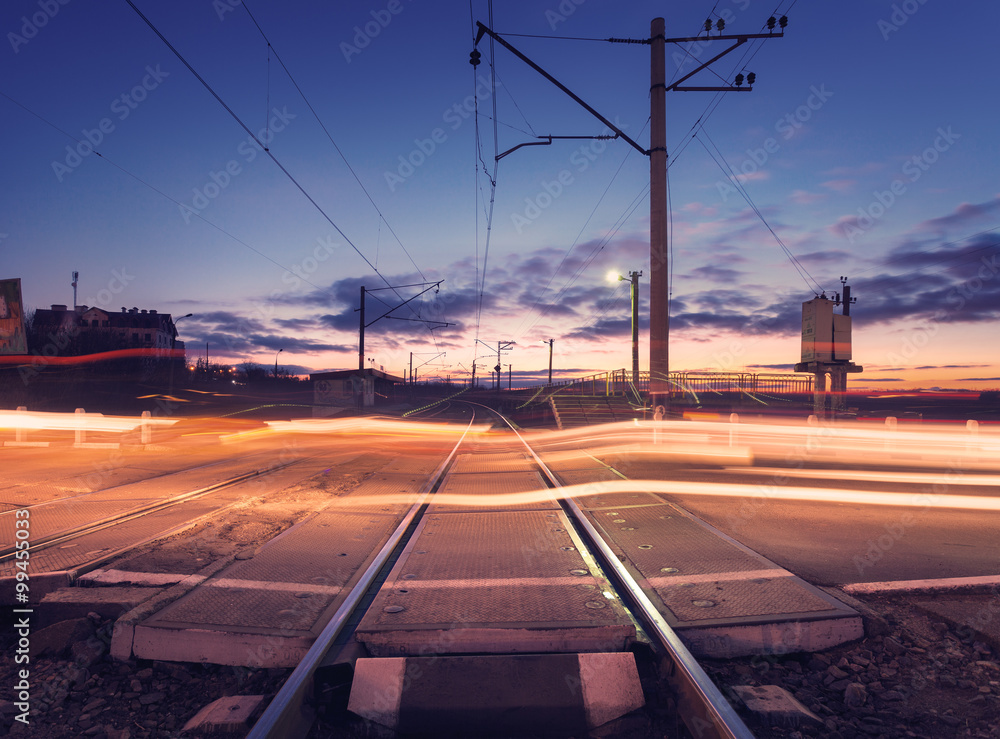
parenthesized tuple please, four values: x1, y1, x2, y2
(488, 406, 754, 739)
(247, 412, 479, 739)
(0, 456, 306, 563)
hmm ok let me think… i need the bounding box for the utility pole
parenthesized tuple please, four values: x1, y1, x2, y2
(649, 17, 668, 406)
(358, 286, 366, 371)
(627, 271, 642, 387)
(543, 338, 554, 385)
(355, 281, 452, 406)
(475, 15, 786, 412)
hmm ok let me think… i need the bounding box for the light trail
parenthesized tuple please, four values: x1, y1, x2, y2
(0, 409, 177, 433)
(318, 479, 1000, 513)
(723, 466, 1000, 488)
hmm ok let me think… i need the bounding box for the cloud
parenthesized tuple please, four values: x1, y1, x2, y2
(682, 265, 746, 283)
(910, 195, 1000, 235)
(823, 162, 883, 178)
(789, 189, 825, 205)
(914, 364, 988, 370)
(821, 179, 856, 193)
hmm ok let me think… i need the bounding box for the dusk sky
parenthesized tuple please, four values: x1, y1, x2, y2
(3, 0, 999, 389)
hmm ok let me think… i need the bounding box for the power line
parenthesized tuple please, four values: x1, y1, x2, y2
(239, 1, 428, 282)
(123, 0, 399, 301)
(0, 88, 323, 291)
(695, 128, 822, 293)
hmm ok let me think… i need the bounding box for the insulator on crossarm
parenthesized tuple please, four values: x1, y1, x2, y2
(779, 15, 788, 28)
(747, 72, 756, 85)
(704, 19, 712, 33)
(735, 73, 744, 86)
(767, 16, 777, 31)
(469, 49, 481, 67)
(716, 18, 725, 33)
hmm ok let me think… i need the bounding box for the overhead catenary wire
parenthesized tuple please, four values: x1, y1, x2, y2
(123, 0, 391, 292)
(512, 119, 652, 342)
(0, 89, 325, 292)
(124, 0, 448, 363)
(695, 127, 823, 294)
(239, 1, 428, 283)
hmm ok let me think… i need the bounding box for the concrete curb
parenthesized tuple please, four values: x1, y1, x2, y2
(110, 555, 235, 661)
(347, 652, 644, 733)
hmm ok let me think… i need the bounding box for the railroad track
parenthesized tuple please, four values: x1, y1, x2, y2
(248, 404, 752, 739)
(0, 449, 319, 579)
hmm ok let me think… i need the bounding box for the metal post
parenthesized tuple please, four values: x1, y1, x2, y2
(409, 352, 413, 385)
(358, 286, 365, 371)
(15, 406, 26, 443)
(630, 271, 641, 387)
(141, 410, 152, 445)
(649, 17, 668, 405)
(75, 407, 86, 445)
(547, 339, 553, 385)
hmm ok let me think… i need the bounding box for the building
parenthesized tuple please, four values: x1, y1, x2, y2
(31, 304, 183, 355)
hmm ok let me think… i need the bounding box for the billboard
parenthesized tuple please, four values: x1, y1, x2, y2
(0, 278, 27, 355)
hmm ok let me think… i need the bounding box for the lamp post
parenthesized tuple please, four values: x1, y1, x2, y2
(608, 271, 642, 386)
(541, 339, 553, 385)
(274, 348, 283, 378)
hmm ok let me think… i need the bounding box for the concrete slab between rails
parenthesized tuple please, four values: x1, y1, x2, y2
(36, 586, 155, 628)
(548, 459, 863, 658)
(354, 510, 636, 657)
(79, 568, 202, 588)
(2, 440, 51, 447)
(347, 652, 644, 734)
(678, 614, 864, 660)
(111, 556, 235, 661)
(124, 477, 425, 667)
(0, 570, 73, 607)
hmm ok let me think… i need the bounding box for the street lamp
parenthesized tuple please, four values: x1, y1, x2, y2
(609, 271, 642, 386)
(169, 314, 193, 394)
(274, 348, 283, 377)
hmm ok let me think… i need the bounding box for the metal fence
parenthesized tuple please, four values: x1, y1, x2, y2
(549, 370, 813, 402)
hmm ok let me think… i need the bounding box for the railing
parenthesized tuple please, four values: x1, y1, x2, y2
(543, 370, 813, 403)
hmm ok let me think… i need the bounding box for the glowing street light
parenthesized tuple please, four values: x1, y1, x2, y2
(609, 271, 642, 386)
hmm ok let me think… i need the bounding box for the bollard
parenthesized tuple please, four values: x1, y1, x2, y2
(966, 419, 980, 455)
(884, 416, 897, 452)
(141, 410, 152, 445)
(75, 407, 86, 444)
(728, 412, 739, 448)
(15, 406, 27, 443)
(652, 405, 665, 444)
